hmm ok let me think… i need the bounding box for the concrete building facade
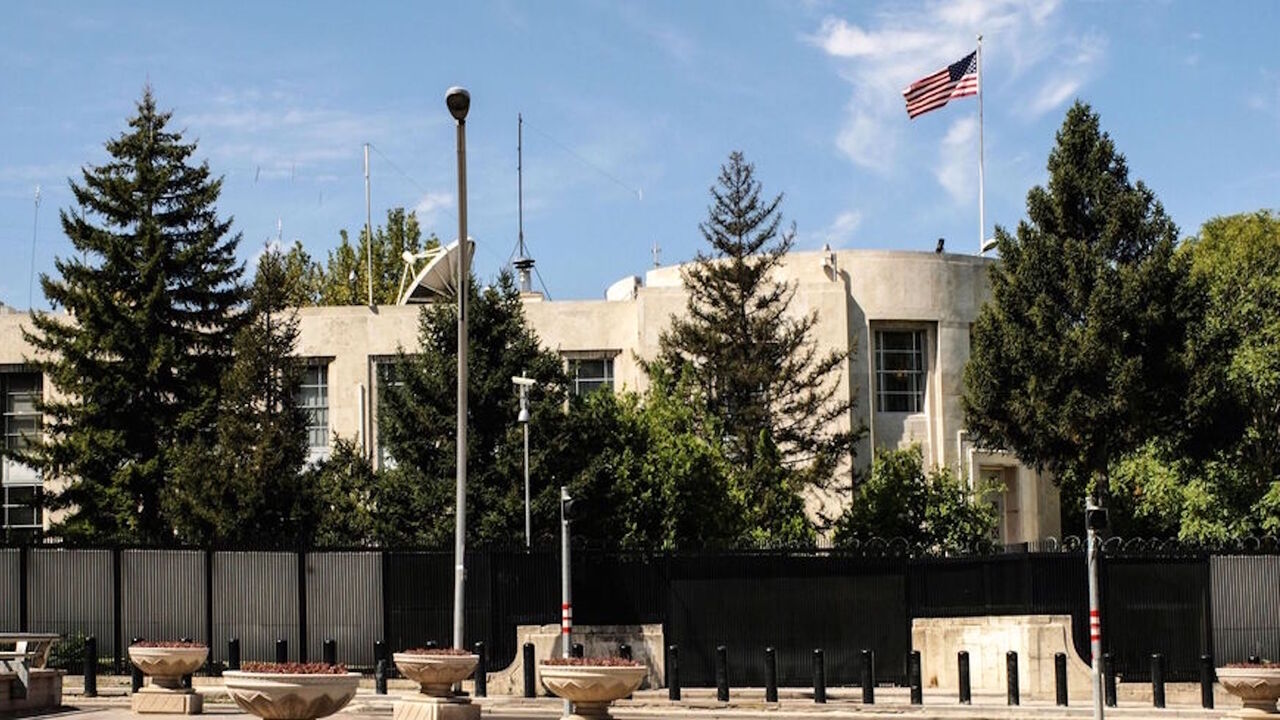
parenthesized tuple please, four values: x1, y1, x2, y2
(0, 248, 1060, 543)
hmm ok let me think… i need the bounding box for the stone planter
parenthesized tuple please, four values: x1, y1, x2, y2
(128, 645, 208, 715)
(540, 664, 646, 720)
(222, 671, 360, 720)
(390, 653, 481, 720)
(1217, 666, 1280, 717)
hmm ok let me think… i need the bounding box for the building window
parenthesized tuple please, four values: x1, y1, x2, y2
(3, 371, 43, 537)
(3, 372, 41, 453)
(875, 329, 926, 413)
(568, 357, 614, 397)
(2, 483, 42, 537)
(295, 361, 330, 460)
(374, 358, 406, 470)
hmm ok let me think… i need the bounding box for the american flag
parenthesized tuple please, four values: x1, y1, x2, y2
(903, 51, 979, 119)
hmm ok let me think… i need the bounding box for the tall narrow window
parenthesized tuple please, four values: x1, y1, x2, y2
(295, 361, 330, 461)
(374, 359, 406, 469)
(2, 371, 43, 537)
(875, 329, 926, 413)
(567, 357, 614, 397)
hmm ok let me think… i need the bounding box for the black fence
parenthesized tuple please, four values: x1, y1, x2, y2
(3, 544, 1275, 686)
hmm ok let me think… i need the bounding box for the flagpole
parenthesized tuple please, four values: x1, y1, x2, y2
(977, 34, 986, 254)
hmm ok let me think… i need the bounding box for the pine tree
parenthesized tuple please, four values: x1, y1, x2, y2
(962, 102, 1187, 521)
(165, 249, 313, 547)
(658, 152, 860, 541)
(20, 88, 244, 544)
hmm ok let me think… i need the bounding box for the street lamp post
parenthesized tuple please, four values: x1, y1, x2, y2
(512, 375, 536, 549)
(1086, 497, 1108, 720)
(446, 86, 470, 653)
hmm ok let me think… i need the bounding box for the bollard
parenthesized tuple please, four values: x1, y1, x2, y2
(1200, 654, 1215, 709)
(667, 645, 681, 701)
(715, 645, 729, 702)
(813, 648, 826, 704)
(908, 650, 922, 705)
(426, 640, 438, 650)
(1055, 652, 1068, 706)
(276, 639, 288, 663)
(323, 639, 336, 666)
(572, 642, 584, 659)
(958, 650, 971, 705)
(180, 637, 193, 688)
(228, 638, 241, 671)
(619, 643, 631, 661)
(84, 635, 98, 698)
(1103, 652, 1117, 707)
(764, 647, 778, 703)
(375, 658, 387, 695)
(131, 637, 144, 693)
(473, 642, 487, 698)
(1151, 653, 1166, 708)
(1006, 650, 1020, 706)
(860, 649, 875, 705)
(522, 643, 536, 698)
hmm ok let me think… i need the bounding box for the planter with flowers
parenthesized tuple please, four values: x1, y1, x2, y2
(391, 648, 481, 720)
(539, 657, 646, 720)
(128, 640, 208, 715)
(222, 662, 360, 720)
(1216, 661, 1280, 717)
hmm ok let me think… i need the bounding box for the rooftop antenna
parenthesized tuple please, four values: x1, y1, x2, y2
(28, 185, 40, 311)
(651, 241, 661, 268)
(364, 143, 374, 306)
(513, 113, 535, 293)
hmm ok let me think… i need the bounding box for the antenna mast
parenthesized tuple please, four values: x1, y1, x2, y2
(28, 185, 41, 311)
(364, 143, 374, 306)
(513, 113, 535, 293)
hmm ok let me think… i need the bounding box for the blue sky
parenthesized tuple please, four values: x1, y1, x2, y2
(1, 1, 1277, 310)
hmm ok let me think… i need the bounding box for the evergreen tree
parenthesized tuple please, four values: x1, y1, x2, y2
(658, 152, 860, 540)
(19, 88, 244, 544)
(962, 102, 1187, 524)
(165, 249, 313, 547)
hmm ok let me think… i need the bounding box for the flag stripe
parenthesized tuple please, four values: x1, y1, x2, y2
(903, 50, 979, 119)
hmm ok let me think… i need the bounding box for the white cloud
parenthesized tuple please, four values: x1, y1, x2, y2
(1028, 78, 1081, 116)
(413, 191, 454, 225)
(820, 210, 863, 245)
(807, 0, 1102, 169)
(935, 117, 979, 204)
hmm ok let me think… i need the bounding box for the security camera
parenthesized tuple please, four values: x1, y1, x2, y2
(511, 376, 536, 387)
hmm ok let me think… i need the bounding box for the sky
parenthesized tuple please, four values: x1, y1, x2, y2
(1, 1, 1277, 310)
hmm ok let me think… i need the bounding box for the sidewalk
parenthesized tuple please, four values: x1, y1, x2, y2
(53, 676, 1240, 720)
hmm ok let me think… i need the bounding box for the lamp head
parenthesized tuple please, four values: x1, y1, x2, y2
(445, 87, 470, 121)
(518, 407, 530, 423)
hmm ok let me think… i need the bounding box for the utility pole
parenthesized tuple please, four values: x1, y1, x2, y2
(1086, 497, 1108, 720)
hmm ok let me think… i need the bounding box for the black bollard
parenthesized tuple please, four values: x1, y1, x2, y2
(374, 640, 386, 664)
(619, 643, 631, 661)
(958, 650, 971, 704)
(572, 642, 584, 659)
(813, 649, 826, 704)
(1055, 652, 1068, 706)
(323, 639, 336, 666)
(180, 637, 193, 688)
(667, 645, 680, 701)
(1103, 652, 1117, 707)
(908, 650, 922, 705)
(131, 637, 144, 693)
(860, 649, 875, 705)
(1151, 653, 1166, 708)
(1006, 651, 1020, 706)
(715, 645, 729, 702)
(276, 639, 288, 663)
(84, 635, 97, 698)
(473, 642, 487, 698)
(228, 638, 241, 671)
(522, 643, 536, 698)
(764, 647, 778, 703)
(426, 640, 438, 650)
(1200, 654, 1215, 709)
(375, 658, 387, 695)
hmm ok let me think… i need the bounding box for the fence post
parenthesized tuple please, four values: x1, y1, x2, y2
(18, 545, 29, 633)
(228, 638, 240, 671)
(667, 645, 680, 701)
(1200, 654, 1215, 709)
(1006, 650, 1019, 706)
(813, 648, 826, 704)
(473, 641, 486, 698)
(715, 645, 729, 702)
(861, 649, 875, 705)
(1103, 652, 1117, 707)
(958, 650, 971, 704)
(908, 650, 922, 705)
(83, 635, 97, 698)
(275, 639, 288, 664)
(130, 637, 143, 693)
(323, 639, 336, 666)
(296, 550, 307, 663)
(1151, 653, 1166, 708)
(112, 549, 123, 674)
(1055, 651, 1068, 706)
(523, 642, 536, 698)
(764, 647, 777, 703)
